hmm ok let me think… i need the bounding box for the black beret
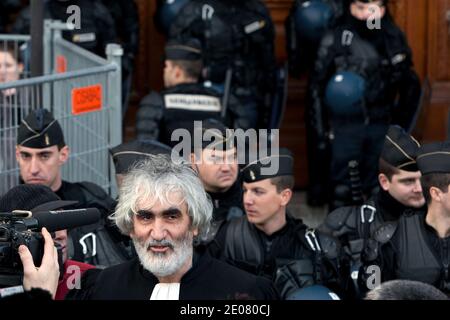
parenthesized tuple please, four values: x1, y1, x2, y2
(17, 109, 65, 148)
(189, 118, 234, 151)
(241, 148, 294, 183)
(110, 140, 172, 174)
(417, 141, 450, 175)
(380, 125, 420, 171)
(164, 38, 202, 61)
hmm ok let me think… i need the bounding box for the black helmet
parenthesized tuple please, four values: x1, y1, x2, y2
(324, 71, 366, 116)
(154, 0, 190, 35)
(286, 285, 341, 300)
(294, 0, 334, 41)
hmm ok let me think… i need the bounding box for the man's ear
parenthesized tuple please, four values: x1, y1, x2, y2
(115, 174, 124, 189)
(191, 149, 204, 165)
(15, 146, 20, 162)
(378, 5, 386, 19)
(59, 146, 70, 164)
(349, 3, 357, 16)
(280, 189, 293, 207)
(430, 187, 442, 203)
(378, 173, 390, 191)
(190, 152, 197, 170)
(174, 65, 183, 80)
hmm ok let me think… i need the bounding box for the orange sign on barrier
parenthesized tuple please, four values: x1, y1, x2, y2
(56, 55, 67, 73)
(71, 84, 103, 115)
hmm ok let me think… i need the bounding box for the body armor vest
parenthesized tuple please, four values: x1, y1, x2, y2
(395, 213, 450, 293)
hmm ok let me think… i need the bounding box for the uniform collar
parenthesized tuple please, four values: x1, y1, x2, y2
(376, 189, 409, 221)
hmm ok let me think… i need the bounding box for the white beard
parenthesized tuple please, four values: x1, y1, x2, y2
(133, 232, 193, 278)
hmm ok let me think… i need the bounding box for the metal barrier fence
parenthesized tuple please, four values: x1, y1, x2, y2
(44, 20, 109, 73)
(0, 34, 33, 195)
(0, 20, 122, 197)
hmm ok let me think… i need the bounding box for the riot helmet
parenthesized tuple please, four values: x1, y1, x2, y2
(155, 0, 189, 35)
(294, 0, 334, 41)
(324, 71, 366, 116)
(286, 285, 341, 300)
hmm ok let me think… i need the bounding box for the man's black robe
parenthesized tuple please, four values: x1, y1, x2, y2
(66, 248, 278, 300)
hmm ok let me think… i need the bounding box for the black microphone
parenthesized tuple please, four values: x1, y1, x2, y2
(31, 208, 101, 232)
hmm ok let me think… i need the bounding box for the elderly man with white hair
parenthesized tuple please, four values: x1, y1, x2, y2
(66, 155, 278, 300)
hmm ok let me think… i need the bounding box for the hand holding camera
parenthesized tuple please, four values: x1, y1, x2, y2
(18, 227, 60, 299)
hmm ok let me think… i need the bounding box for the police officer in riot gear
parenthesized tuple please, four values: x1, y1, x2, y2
(168, 0, 276, 130)
(207, 148, 344, 299)
(15, 109, 120, 267)
(12, 0, 117, 58)
(190, 119, 244, 224)
(377, 141, 450, 295)
(309, 0, 421, 209)
(285, 0, 344, 206)
(136, 37, 224, 144)
(285, 0, 344, 77)
(319, 125, 425, 298)
(100, 0, 139, 70)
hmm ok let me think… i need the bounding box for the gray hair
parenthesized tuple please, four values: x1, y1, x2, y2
(111, 154, 212, 238)
(365, 280, 448, 300)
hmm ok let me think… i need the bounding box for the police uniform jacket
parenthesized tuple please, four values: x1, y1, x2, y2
(136, 82, 223, 144)
(378, 211, 450, 294)
(168, 0, 276, 128)
(319, 189, 424, 297)
(55, 180, 131, 267)
(208, 214, 342, 298)
(208, 177, 244, 222)
(12, 0, 116, 58)
(309, 13, 420, 131)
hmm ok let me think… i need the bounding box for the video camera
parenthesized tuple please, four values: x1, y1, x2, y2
(0, 208, 100, 287)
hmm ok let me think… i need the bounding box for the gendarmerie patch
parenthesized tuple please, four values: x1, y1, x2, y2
(72, 33, 96, 43)
(164, 94, 221, 112)
(244, 20, 265, 34)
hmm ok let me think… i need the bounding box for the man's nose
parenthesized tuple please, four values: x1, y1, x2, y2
(220, 164, 231, 172)
(150, 218, 167, 240)
(413, 180, 423, 193)
(244, 193, 254, 205)
(29, 157, 40, 174)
